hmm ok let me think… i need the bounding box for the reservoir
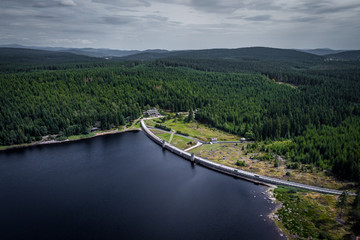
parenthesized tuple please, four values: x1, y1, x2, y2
(0, 131, 283, 240)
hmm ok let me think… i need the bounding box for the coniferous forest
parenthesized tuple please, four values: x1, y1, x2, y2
(0, 47, 359, 182)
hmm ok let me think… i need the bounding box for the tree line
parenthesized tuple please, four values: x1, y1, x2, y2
(0, 60, 359, 181)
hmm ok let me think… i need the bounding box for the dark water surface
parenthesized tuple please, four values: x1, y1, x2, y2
(0, 132, 284, 240)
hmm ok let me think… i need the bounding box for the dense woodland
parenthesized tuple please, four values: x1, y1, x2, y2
(0, 47, 359, 183)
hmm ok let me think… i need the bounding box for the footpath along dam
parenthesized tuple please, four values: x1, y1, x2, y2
(141, 120, 355, 196)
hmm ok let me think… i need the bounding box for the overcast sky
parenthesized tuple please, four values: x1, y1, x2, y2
(1, 0, 359, 50)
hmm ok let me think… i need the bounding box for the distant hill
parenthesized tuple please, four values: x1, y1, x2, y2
(297, 48, 345, 56)
(325, 50, 360, 61)
(0, 48, 98, 65)
(121, 47, 323, 62)
(58, 48, 141, 58)
(0, 44, 171, 58)
(4, 45, 359, 66)
(0, 45, 336, 62)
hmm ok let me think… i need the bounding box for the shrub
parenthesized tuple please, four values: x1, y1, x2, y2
(236, 160, 246, 167)
(155, 124, 171, 131)
(176, 130, 189, 136)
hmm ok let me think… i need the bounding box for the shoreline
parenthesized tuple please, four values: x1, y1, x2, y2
(0, 128, 141, 151)
(266, 185, 287, 239)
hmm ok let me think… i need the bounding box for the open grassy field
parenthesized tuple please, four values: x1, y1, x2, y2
(151, 129, 196, 150)
(169, 134, 196, 150)
(156, 132, 172, 142)
(146, 118, 239, 142)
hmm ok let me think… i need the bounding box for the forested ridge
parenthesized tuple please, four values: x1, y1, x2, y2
(0, 48, 359, 182)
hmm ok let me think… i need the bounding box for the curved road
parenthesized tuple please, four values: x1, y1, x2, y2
(142, 120, 356, 196)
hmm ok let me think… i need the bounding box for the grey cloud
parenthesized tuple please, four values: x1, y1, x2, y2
(1, 0, 360, 50)
(92, 0, 150, 7)
(227, 15, 272, 22)
(142, 15, 168, 22)
(153, 0, 281, 13)
(102, 14, 169, 28)
(102, 16, 138, 25)
(32, 0, 76, 8)
(292, 1, 360, 15)
(59, 0, 77, 7)
(34, 15, 56, 19)
(244, 15, 271, 21)
(315, 4, 360, 14)
(290, 16, 320, 23)
(189, 0, 243, 13)
(245, 1, 282, 11)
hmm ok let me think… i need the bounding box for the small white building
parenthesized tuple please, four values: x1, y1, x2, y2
(143, 108, 160, 117)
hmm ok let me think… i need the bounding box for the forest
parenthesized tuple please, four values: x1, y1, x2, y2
(0, 47, 359, 182)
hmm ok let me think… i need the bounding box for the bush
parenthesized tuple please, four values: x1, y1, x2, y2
(287, 162, 300, 169)
(155, 124, 171, 131)
(56, 136, 67, 141)
(236, 160, 246, 167)
(176, 130, 189, 136)
(274, 159, 279, 167)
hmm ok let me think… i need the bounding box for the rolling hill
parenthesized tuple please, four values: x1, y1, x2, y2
(325, 50, 360, 61)
(0, 47, 99, 65)
(120, 47, 324, 62)
(297, 48, 345, 56)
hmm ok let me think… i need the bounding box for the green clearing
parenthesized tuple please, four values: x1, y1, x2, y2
(67, 132, 96, 140)
(153, 130, 196, 150)
(144, 119, 157, 127)
(189, 143, 244, 162)
(147, 118, 239, 142)
(170, 134, 196, 150)
(156, 133, 172, 142)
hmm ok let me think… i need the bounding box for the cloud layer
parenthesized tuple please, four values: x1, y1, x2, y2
(1, 0, 359, 49)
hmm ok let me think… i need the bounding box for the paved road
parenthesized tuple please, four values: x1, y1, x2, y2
(184, 141, 203, 152)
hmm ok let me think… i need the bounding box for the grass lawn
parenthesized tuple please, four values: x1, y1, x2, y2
(156, 132, 172, 142)
(170, 135, 196, 150)
(152, 129, 196, 150)
(148, 118, 239, 142)
(144, 119, 157, 127)
(68, 132, 96, 140)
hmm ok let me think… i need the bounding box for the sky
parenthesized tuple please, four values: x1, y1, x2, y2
(1, 0, 359, 50)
